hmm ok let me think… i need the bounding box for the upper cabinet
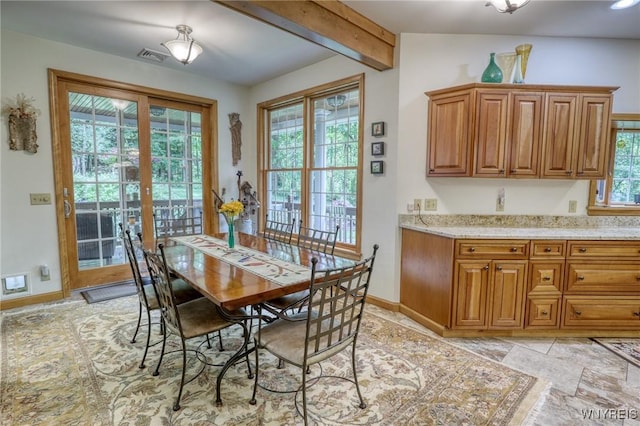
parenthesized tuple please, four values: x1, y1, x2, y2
(425, 84, 617, 179)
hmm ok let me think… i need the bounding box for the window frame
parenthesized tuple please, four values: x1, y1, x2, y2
(257, 74, 364, 257)
(588, 113, 640, 216)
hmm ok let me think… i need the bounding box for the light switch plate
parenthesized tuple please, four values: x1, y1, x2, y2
(30, 193, 52, 205)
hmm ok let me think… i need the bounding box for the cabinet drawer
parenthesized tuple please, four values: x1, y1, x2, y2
(456, 240, 529, 259)
(530, 240, 565, 258)
(562, 297, 640, 328)
(567, 241, 640, 259)
(529, 261, 563, 294)
(526, 297, 561, 328)
(565, 263, 640, 293)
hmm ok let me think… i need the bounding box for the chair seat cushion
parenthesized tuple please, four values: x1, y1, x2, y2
(177, 299, 246, 339)
(263, 290, 309, 310)
(258, 313, 352, 366)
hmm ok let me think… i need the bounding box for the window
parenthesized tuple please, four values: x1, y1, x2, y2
(258, 75, 363, 254)
(588, 113, 640, 215)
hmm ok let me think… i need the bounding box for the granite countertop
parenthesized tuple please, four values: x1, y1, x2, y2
(400, 223, 640, 240)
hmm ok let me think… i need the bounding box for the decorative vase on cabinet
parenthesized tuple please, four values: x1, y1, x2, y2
(481, 53, 503, 83)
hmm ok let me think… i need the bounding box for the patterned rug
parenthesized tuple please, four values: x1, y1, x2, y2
(592, 338, 640, 369)
(1, 296, 545, 425)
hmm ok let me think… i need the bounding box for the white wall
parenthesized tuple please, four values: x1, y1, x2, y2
(0, 30, 250, 299)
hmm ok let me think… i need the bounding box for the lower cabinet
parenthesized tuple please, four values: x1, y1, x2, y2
(453, 260, 527, 329)
(399, 229, 640, 336)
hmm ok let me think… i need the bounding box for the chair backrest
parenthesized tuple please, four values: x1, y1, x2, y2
(303, 244, 379, 364)
(119, 223, 154, 308)
(154, 211, 203, 243)
(142, 244, 184, 337)
(297, 220, 340, 254)
(263, 214, 295, 244)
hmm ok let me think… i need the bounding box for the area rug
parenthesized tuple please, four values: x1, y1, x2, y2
(80, 282, 137, 304)
(592, 338, 640, 369)
(1, 296, 545, 425)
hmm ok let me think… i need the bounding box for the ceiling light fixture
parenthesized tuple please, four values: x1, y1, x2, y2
(485, 0, 531, 14)
(610, 0, 640, 9)
(111, 99, 130, 110)
(162, 25, 203, 65)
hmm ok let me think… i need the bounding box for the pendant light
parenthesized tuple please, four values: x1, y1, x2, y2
(162, 25, 203, 65)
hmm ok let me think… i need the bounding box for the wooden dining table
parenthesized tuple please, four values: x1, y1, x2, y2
(148, 232, 357, 405)
(159, 232, 356, 311)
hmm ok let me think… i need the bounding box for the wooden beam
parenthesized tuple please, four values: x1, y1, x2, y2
(214, 0, 395, 71)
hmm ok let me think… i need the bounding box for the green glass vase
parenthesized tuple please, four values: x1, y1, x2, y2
(227, 220, 235, 249)
(481, 52, 503, 83)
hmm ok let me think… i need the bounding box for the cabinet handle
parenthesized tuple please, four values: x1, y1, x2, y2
(510, 247, 518, 252)
(633, 311, 640, 317)
(541, 310, 548, 315)
(510, 169, 516, 173)
(483, 265, 489, 270)
(429, 169, 435, 173)
(579, 248, 587, 253)
(498, 169, 505, 174)
(469, 247, 476, 252)
(636, 276, 640, 281)
(574, 310, 582, 316)
(544, 247, 552, 252)
(496, 266, 503, 271)
(577, 275, 585, 280)
(543, 276, 551, 281)
(566, 170, 573, 174)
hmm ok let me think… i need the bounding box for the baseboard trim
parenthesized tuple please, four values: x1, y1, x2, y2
(366, 294, 399, 312)
(0, 291, 65, 311)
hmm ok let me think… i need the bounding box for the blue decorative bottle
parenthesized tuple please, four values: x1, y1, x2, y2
(481, 53, 503, 83)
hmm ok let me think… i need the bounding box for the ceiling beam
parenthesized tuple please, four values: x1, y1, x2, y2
(214, 0, 395, 71)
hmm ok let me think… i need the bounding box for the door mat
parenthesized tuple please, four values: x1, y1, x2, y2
(591, 338, 640, 368)
(80, 281, 137, 304)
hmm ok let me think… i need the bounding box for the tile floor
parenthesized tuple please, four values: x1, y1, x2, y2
(366, 304, 640, 426)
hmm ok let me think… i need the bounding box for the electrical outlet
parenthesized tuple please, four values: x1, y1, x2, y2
(424, 198, 438, 211)
(30, 193, 51, 205)
(496, 188, 505, 212)
(568, 200, 577, 213)
(413, 198, 422, 211)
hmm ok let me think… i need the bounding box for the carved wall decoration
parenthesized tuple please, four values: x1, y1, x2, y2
(229, 112, 242, 166)
(2, 93, 40, 153)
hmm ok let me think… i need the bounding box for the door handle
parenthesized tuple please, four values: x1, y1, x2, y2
(64, 200, 72, 218)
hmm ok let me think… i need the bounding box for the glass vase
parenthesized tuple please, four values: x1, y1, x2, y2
(227, 220, 235, 249)
(481, 52, 503, 83)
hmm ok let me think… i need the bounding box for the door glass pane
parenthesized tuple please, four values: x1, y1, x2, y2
(150, 105, 203, 225)
(69, 93, 139, 269)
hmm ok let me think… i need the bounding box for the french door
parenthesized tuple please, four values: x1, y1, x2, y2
(51, 71, 216, 292)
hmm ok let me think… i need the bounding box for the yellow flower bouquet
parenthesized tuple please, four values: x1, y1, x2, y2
(219, 200, 244, 248)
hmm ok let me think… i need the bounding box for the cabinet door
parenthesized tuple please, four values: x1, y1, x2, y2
(427, 92, 473, 176)
(575, 94, 612, 178)
(474, 91, 508, 176)
(508, 92, 543, 177)
(541, 93, 578, 178)
(453, 261, 489, 329)
(489, 261, 527, 329)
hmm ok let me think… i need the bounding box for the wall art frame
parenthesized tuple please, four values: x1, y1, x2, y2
(370, 160, 384, 175)
(371, 141, 385, 156)
(371, 121, 385, 137)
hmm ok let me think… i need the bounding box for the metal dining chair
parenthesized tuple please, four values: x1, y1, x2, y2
(119, 224, 202, 369)
(296, 220, 340, 254)
(153, 210, 203, 244)
(143, 243, 253, 411)
(263, 213, 296, 244)
(250, 244, 379, 425)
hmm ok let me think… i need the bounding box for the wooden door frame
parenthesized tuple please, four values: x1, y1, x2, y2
(48, 69, 219, 297)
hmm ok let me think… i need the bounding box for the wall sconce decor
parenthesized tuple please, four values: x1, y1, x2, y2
(371, 141, 385, 156)
(371, 121, 385, 137)
(2, 93, 40, 153)
(370, 160, 384, 175)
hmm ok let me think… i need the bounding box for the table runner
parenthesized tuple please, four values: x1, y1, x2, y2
(170, 235, 311, 286)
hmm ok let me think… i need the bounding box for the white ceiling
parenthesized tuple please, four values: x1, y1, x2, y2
(2, 1, 639, 86)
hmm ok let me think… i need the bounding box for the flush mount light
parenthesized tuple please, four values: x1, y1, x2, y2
(611, 0, 640, 9)
(162, 25, 203, 65)
(486, 0, 531, 13)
